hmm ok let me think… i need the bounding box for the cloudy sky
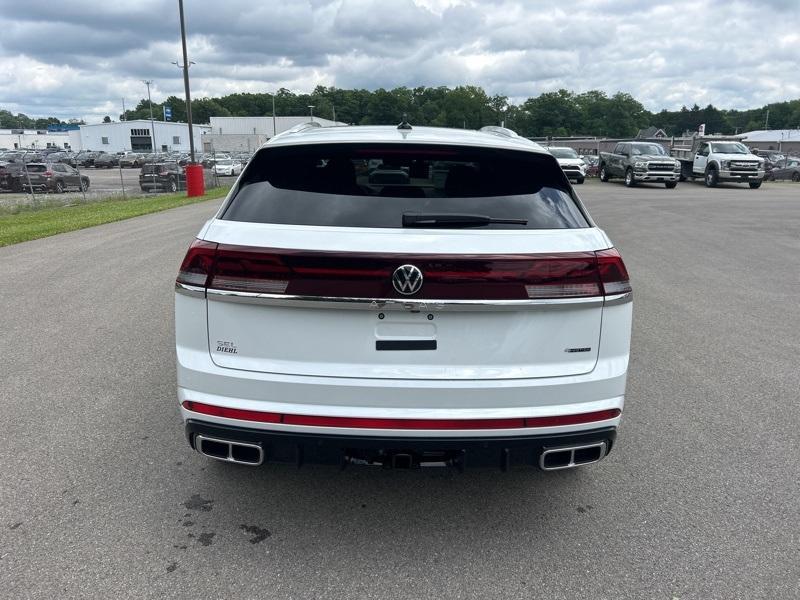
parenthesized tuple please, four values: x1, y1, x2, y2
(1, 0, 798, 123)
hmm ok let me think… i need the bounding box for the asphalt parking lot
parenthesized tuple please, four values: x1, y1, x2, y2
(1, 181, 798, 599)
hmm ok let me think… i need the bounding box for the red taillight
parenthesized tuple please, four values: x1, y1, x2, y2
(181, 401, 620, 429)
(176, 243, 630, 299)
(44, 170, 53, 177)
(596, 248, 631, 295)
(212, 245, 291, 294)
(176, 239, 217, 287)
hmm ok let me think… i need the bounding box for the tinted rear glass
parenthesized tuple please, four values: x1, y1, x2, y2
(222, 143, 588, 229)
(26, 165, 47, 173)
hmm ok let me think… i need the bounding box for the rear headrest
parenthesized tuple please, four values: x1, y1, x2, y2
(444, 165, 481, 196)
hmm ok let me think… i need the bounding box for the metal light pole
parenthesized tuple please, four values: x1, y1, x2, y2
(272, 94, 277, 136)
(308, 105, 315, 122)
(143, 80, 157, 153)
(178, 0, 196, 164)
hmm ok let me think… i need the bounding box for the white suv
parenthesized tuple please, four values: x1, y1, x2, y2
(175, 123, 632, 471)
(547, 146, 586, 184)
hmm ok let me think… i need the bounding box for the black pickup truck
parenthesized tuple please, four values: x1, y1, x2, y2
(598, 142, 681, 188)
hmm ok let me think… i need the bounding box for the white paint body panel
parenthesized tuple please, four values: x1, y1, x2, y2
(175, 126, 632, 438)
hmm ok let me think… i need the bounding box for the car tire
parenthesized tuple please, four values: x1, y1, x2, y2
(169, 178, 178, 193)
(704, 167, 719, 188)
(576, 177, 584, 184)
(665, 181, 677, 189)
(792, 172, 800, 182)
(624, 168, 635, 187)
(55, 181, 65, 194)
(80, 180, 88, 192)
(599, 165, 609, 182)
(748, 181, 762, 189)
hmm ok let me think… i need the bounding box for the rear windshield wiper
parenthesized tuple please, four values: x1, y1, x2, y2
(402, 213, 528, 228)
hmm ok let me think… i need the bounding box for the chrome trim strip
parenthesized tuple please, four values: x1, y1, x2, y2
(204, 288, 608, 311)
(174, 282, 206, 298)
(603, 292, 632, 307)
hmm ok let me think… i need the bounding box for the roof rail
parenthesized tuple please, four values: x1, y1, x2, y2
(479, 126, 520, 138)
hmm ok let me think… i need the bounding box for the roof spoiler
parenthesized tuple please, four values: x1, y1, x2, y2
(479, 126, 521, 138)
(270, 121, 322, 142)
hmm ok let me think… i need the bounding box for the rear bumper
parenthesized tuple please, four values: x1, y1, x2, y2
(185, 419, 617, 469)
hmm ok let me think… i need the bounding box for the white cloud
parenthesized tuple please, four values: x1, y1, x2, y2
(0, 0, 797, 121)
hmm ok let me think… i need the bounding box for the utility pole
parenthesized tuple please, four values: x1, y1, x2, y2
(178, 0, 196, 163)
(332, 103, 336, 123)
(143, 80, 157, 152)
(308, 105, 315, 122)
(272, 94, 277, 137)
(765, 109, 770, 130)
(122, 98, 126, 121)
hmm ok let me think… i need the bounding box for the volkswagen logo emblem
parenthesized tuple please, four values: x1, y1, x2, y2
(392, 264, 424, 295)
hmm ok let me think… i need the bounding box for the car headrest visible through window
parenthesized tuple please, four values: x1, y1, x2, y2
(444, 165, 481, 197)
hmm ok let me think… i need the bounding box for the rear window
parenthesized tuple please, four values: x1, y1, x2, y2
(222, 144, 588, 229)
(26, 165, 47, 173)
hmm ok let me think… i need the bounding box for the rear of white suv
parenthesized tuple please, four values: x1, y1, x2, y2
(175, 124, 632, 471)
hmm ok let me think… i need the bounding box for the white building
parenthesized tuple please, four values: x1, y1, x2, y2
(0, 129, 73, 151)
(208, 116, 345, 136)
(202, 116, 347, 153)
(78, 120, 211, 153)
(741, 129, 800, 153)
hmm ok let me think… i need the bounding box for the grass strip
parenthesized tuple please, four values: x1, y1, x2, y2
(0, 187, 229, 247)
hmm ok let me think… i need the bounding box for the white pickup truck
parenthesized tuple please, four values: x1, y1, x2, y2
(671, 137, 765, 188)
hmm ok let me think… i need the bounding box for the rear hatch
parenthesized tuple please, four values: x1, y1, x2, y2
(23, 164, 49, 184)
(180, 141, 628, 380)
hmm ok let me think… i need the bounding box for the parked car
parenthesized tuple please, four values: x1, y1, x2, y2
(600, 142, 680, 188)
(20, 162, 90, 193)
(213, 158, 243, 176)
(46, 151, 78, 167)
(93, 152, 119, 168)
(119, 152, 144, 168)
(139, 161, 186, 192)
(0, 161, 25, 191)
(75, 151, 100, 167)
(201, 154, 229, 168)
(768, 158, 800, 181)
(175, 124, 632, 471)
(580, 155, 600, 177)
(546, 147, 586, 184)
(0, 151, 26, 163)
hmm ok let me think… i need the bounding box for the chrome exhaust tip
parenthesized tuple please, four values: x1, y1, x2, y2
(539, 441, 607, 471)
(194, 434, 264, 466)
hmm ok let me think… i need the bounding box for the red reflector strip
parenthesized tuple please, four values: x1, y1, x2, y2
(182, 402, 620, 430)
(523, 409, 621, 427)
(182, 401, 281, 423)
